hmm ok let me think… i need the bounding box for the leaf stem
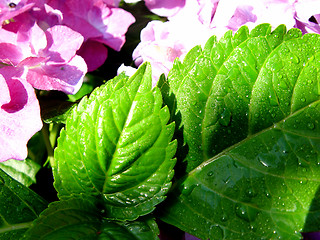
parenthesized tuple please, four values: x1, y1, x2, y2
(0, 221, 33, 233)
(41, 123, 54, 166)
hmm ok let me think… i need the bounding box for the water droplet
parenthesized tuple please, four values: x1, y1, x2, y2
(209, 225, 224, 239)
(307, 122, 315, 130)
(300, 98, 306, 103)
(182, 183, 199, 196)
(299, 177, 308, 185)
(258, 157, 270, 168)
(268, 90, 279, 106)
(235, 203, 259, 222)
(207, 171, 214, 177)
(219, 108, 232, 126)
(220, 214, 228, 222)
(246, 188, 257, 198)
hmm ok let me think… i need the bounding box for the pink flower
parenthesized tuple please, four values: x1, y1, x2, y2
(0, 66, 42, 161)
(0, 0, 34, 25)
(132, 20, 188, 85)
(45, 0, 135, 71)
(0, 23, 87, 94)
(144, 0, 186, 18)
(132, 0, 320, 83)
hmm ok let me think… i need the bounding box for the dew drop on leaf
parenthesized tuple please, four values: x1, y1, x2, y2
(207, 171, 214, 177)
(209, 224, 224, 239)
(235, 203, 259, 222)
(219, 108, 232, 126)
(307, 122, 315, 130)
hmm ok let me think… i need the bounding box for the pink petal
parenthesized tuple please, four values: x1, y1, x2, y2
(145, 0, 186, 18)
(0, 43, 24, 65)
(26, 55, 87, 94)
(77, 40, 108, 72)
(91, 6, 136, 51)
(44, 25, 84, 63)
(0, 67, 42, 161)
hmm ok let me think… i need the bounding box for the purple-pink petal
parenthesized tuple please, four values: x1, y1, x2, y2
(77, 40, 108, 72)
(145, 0, 185, 18)
(44, 25, 84, 63)
(0, 67, 42, 161)
(26, 55, 87, 94)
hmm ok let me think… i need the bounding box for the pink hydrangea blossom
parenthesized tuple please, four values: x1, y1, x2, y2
(0, 23, 87, 94)
(131, 0, 320, 83)
(44, 0, 135, 71)
(0, 66, 42, 161)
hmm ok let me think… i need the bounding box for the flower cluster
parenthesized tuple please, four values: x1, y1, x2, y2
(124, 0, 320, 85)
(0, 0, 135, 161)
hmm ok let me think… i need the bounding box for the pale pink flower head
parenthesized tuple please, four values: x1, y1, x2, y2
(0, 66, 42, 161)
(133, 20, 188, 84)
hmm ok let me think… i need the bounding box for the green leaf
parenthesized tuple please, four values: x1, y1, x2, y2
(158, 24, 320, 239)
(0, 159, 41, 187)
(23, 198, 101, 240)
(53, 63, 177, 221)
(0, 169, 47, 239)
(100, 217, 159, 240)
(24, 198, 160, 240)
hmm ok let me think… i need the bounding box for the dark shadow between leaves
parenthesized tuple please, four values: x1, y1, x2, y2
(157, 74, 189, 179)
(302, 184, 320, 239)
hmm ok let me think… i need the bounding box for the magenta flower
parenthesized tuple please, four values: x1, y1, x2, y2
(0, 66, 42, 161)
(45, 0, 135, 71)
(0, 23, 87, 94)
(0, 0, 34, 25)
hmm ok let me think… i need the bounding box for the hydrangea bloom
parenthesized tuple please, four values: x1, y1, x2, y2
(0, 0, 135, 161)
(130, 0, 320, 82)
(0, 23, 87, 94)
(44, 0, 135, 71)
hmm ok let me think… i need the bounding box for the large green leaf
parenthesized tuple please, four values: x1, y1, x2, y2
(0, 169, 47, 239)
(158, 24, 320, 239)
(53, 63, 177, 221)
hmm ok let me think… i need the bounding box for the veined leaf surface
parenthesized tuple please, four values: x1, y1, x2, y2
(0, 169, 47, 239)
(53, 63, 177, 221)
(158, 24, 320, 239)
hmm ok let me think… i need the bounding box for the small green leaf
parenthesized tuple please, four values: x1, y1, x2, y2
(23, 198, 160, 240)
(159, 24, 320, 239)
(54, 63, 177, 221)
(0, 159, 40, 186)
(0, 169, 47, 239)
(100, 217, 159, 240)
(23, 198, 101, 240)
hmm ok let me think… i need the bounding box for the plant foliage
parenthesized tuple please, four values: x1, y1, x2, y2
(157, 24, 320, 239)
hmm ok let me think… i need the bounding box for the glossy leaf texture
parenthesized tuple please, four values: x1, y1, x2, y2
(158, 24, 320, 239)
(24, 198, 159, 240)
(0, 159, 40, 187)
(99, 217, 159, 240)
(53, 62, 177, 221)
(0, 169, 47, 239)
(23, 198, 101, 240)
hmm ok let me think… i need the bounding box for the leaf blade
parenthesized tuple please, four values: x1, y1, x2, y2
(159, 24, 320, 239)
(54, 63, 177, 220)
